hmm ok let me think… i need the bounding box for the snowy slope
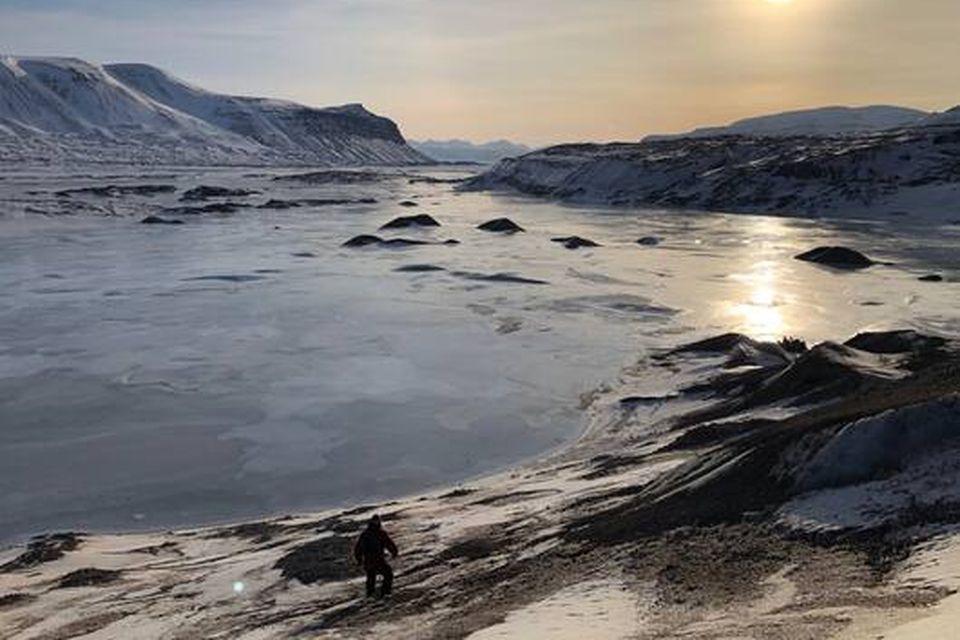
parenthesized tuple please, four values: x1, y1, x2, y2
(465, 116, 960, 221)
(0, 56, 427, 166)
(647, 105, 928, 141)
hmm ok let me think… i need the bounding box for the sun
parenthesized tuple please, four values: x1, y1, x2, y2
(765, 0, 793, 4)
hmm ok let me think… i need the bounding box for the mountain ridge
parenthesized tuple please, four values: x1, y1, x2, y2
(0, 56, 428, 166)
(465, 106, 960, 222)
(645, 105, 930, 141)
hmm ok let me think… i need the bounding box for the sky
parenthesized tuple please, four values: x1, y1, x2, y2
(2, 0, 959, 145)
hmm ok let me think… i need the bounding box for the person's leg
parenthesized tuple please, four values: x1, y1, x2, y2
(365, 569, 376, 598)
(381, 563, 394, 597)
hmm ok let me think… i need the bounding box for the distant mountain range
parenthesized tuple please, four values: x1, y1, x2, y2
(0, 56, 428, 165)
(466, 104, 960, 222)
(409, 139, 531, 163)
(646, 105, 930, 140)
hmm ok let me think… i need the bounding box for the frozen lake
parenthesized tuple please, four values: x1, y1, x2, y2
(1, 165, 958, 543)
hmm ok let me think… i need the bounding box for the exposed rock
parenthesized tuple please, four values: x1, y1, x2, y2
(258, 198, 377, 209)
(274, 535, 355, 585)
(399, 200, 419, 207)
(551, 236, 601, 249)
(740, 342, 896, 407)
(207, 522, 280, 544)
(164, 202, 250, 215)
(184, 275, 267, 283)
(451, 271, 549, 285)
(395, 264, 447, 273)
(181, 186, 259, 201)
(273, 170, 393, 184)
(380, 214, 441, 230)
(292, 252, 318, 258)
(0, 593, 34, 609)
(408, 175, 467, 185)
(637, 236, 661, 246)
(343, 234, 389, 248)
(56, 568, 121, 589)
(778, 336, 809, 354)
(918, 274, 944, 282)
(795, 246, 875, 270)
(141, 215, 184, 225)
(665, 333, 756, 356)
(477, 218, 525, 233)
(343, 234, 454, 248)
(0, 533, 81, 572)
(56, 185, 176, 198)
(845, 330, 947, 355)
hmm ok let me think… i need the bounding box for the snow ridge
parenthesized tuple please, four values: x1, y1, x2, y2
(465, 113, 960, 221)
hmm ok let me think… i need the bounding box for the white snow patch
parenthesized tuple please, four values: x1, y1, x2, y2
(466, 579, 643, 640)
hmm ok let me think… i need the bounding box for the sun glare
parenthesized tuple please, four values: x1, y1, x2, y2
(766, 0, 793, 5)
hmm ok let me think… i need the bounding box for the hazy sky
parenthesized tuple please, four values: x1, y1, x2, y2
(2, 0, 959, 144)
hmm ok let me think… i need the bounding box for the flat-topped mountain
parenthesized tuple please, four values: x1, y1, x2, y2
(646, 105, 929, 140)
(0, 56, 428, 166)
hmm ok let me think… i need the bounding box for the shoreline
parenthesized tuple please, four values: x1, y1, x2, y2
(3, 329, 960, 638)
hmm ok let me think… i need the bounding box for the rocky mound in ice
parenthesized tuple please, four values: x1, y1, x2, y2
(465, 114, 960, 221)
(0, 56, 428, 166)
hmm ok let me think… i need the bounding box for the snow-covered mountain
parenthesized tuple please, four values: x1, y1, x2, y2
(0, 56, 428, 166)
(409, 139, 531, 163)
(646, 105, 928, 141)
(465, 112, 960, 221)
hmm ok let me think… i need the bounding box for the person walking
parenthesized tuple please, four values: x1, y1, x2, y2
(353, 515, 399, 599)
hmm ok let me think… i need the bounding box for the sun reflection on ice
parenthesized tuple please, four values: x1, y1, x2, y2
(725, 217, 792, 341)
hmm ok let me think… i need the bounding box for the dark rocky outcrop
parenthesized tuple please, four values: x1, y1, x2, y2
(637, 236, 661, 246)
(181, 186, 259, 201)
(164, 202, 251, 215)
(845, 330, 947, 355)
(918, 274, 944, 282)
(55, 185, 176, 198)
(184, 274, 267, 283)
(477, 218, 525, 233)
(380, 214, 441, 230)
(274, 536, 355, 585)
(551, 236, 601, 249)
(451, 271, 549, 285)
(395, 264, 447, 273)
(343, 235, 456, 248)
(258, 198, 376, 209)
(1, 533, 81, 572)
(273, 170, 393, 184)
(141, 215, 184, 225)
(399, 200, 419, 207)
(0, 593, 34, 608)
(56, 568, 121, 589)
(665, 333, 756, 356)
(795, 246, 875, 270)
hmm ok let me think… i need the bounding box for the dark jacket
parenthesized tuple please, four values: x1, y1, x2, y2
(354, 526, 398, 570)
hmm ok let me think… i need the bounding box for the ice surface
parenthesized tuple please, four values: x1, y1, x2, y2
(1, 165, 958, 542)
